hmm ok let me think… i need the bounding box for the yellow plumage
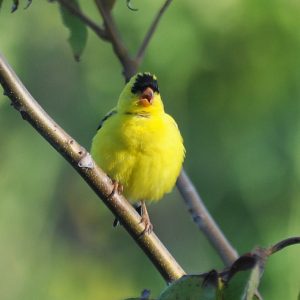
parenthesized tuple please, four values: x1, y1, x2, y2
(91, 73, 185, 204)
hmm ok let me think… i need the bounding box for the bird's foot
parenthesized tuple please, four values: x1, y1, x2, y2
(109, 180, 123, 227)
(140, 215, 153, 235)
(140, 201, 153, 235)
(108, 180, 123, 200)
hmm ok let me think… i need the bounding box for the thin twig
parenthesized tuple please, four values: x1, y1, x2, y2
(56, 0, 108, 40)
(176, 170, 238, 266)
(94, 0, 137, 81)
(136, 0, 173, 64)
(0, 52, 185, 283)
(267, 236, 300, 256)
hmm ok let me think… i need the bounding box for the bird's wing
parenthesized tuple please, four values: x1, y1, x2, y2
(96, 108, 117, 130)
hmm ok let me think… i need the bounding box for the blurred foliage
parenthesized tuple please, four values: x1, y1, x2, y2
(1, 0, 300, 299)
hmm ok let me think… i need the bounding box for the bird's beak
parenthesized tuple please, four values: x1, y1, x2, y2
(139, 87, 154, 107)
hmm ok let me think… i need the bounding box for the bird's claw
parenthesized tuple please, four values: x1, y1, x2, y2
(140, 215, 153, 235)
(108, 180, 123, 200)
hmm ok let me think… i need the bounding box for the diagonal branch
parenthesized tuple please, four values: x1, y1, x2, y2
(136, 0, 173, 64)
(56, 0, 108, 40)
(177, 170, 238, 266)
(0, 52, 185, 283)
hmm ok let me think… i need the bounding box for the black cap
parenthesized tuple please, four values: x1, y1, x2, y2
(131, 73, 159, 94)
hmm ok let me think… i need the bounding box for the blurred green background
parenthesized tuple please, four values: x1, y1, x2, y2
(1, 0, 300, 299)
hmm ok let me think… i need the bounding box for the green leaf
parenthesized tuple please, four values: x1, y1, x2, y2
(59, 0, 88, 61)
(243, 264, 261, 300)
(158, 271, 221, 300)
(222, 255, 263, 300)
(223, 269, 254, 300)
(0, 0, 3, 11)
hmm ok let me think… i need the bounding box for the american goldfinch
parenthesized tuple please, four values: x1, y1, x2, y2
(91, 73, 185, 234)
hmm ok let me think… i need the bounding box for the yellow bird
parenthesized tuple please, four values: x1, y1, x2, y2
(91, 73, 185, 233)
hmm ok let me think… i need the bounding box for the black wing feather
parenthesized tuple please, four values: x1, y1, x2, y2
(96, 109, 117, 131)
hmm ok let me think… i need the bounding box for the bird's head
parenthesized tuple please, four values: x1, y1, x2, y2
(117, 72, 164, 114)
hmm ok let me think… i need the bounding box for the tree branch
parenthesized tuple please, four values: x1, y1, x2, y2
(136, 0, 173, 64)
(56, 0, 109, 40)
(94, 0, 137, 81)
(267, 237, 300, 256)
(176, 170, 238, 266)
(0, 52, 185, 283)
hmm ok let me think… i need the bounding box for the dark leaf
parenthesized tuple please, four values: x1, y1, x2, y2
(225, 254, 257, 282)
(11, 0, 19, 12)
(59, 0, 88, 61)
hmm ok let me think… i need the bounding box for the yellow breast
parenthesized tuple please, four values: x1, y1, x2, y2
(91, 111, 185, 202)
